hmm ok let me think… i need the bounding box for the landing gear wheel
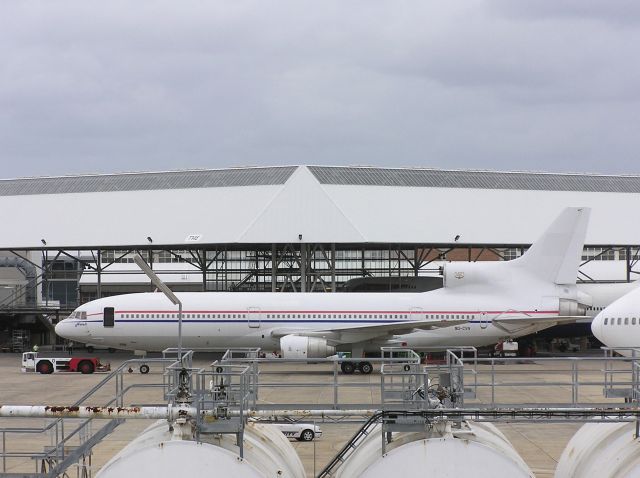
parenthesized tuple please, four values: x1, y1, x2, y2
(86, 346, 95, 353)
(358, 362, 373, 375)
(299, 429, 315, 442)
(340, 362, 355, 374)
(36, 360, 53, 374)
(78, 360, 95, 374)
(139, 364, 150, 374)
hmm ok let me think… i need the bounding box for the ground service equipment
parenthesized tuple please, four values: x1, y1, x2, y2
(21, 352, 110, 374)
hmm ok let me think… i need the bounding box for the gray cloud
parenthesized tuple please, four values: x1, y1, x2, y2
(0, 1, 639, 177)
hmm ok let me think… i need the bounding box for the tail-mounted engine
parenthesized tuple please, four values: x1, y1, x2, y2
(559, 298, 588, 317)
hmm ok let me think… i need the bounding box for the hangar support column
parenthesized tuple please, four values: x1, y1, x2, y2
(271, 244, 277, 293)
(300, 244, 307, 293)
(331, 243, 336, 292)
(96, 250, 102, 299)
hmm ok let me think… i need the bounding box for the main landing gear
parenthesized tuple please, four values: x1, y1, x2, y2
(340, 361, 373, 375)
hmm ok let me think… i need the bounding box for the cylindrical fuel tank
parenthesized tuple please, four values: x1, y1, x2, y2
(555, 421, 640, 478)
(335, 421, 533, 478)
(96, 420, 306, 478)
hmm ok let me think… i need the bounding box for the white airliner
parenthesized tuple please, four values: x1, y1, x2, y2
(591, 285, 640, 355)
(56, 207, 591, 373)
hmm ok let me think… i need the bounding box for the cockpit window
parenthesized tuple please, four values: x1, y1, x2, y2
(79, 311, 87, 320)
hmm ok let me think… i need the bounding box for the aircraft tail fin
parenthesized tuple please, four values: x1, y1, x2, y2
(512, 207, 590, 284)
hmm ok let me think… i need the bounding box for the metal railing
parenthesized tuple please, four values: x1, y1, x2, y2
(219, 347, 421, 411)
(449, 352, 640, 409)
(5, 346, 640, 477)
(0, 352, 184, 477)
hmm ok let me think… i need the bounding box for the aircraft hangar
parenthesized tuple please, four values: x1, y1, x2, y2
(1, 164, 640, 348)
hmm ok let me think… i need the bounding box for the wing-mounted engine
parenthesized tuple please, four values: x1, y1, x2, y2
(280, 335, 336, 359)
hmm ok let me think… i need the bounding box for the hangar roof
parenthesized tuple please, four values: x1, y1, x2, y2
(0, 165, 638, 249)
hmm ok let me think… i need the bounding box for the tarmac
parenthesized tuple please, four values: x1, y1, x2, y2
(0, 350, 631, 477)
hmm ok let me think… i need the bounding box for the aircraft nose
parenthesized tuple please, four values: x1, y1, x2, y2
(55, 320, 76, 340)
(54, 320, 67, 339)
(591, 313, 604, 343)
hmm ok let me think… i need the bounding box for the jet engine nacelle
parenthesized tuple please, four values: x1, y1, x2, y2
(279, 335, 336, 359)
(559, 298, 587, 317)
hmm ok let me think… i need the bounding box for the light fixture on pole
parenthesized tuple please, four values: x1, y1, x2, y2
(133, 253, 183, 362)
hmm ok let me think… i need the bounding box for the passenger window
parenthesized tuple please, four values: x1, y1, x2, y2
(103, 307, 115, 327)
(618, 318, 622, 325)
(633, 318, 637, 325)
(604, 318, 608, 325)
(625, 318, 629, 325)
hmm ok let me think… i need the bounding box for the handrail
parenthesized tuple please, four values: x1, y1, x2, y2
(316, 411, 384, 478)
(0, 353, 186, 475)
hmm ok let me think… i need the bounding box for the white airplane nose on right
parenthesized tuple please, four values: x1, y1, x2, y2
(591, 313, 604, 344)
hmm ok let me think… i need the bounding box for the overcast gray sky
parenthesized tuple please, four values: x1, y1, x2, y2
(1, 1, 639, 178)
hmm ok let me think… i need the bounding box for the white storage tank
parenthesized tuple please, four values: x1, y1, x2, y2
(335, 421, 533, 478)
(555, 421, 640, 478)
(96, 420, 306, 478)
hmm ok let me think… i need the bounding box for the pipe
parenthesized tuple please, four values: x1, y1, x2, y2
(3, 405, 640, 421)
(0, 405, 377, 420)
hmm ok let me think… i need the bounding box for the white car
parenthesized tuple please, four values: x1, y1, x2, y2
(272, 422, 322, 441)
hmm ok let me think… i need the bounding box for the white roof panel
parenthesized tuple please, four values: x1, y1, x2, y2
(0, 165, 638, 248)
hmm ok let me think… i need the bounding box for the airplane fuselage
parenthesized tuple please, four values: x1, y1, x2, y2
(591, 286, 640, 355)
(57, 282, 567, 352)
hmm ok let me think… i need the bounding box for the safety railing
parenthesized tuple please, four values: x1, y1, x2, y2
(602, 347, 640, 401)
(0, 352, 186, 477)
(452, 351, 640, 409)
(219, 347, 421, 411)
(191, 361, 256, 457)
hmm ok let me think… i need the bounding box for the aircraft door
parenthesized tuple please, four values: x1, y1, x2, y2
(480, 312, 489, 329)
(410, 307, 424, 321)
(248, 307, 261, 328)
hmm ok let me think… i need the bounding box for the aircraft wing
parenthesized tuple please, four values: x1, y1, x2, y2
(270, 318, 468, 344)
(492, 316, 583, 335)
